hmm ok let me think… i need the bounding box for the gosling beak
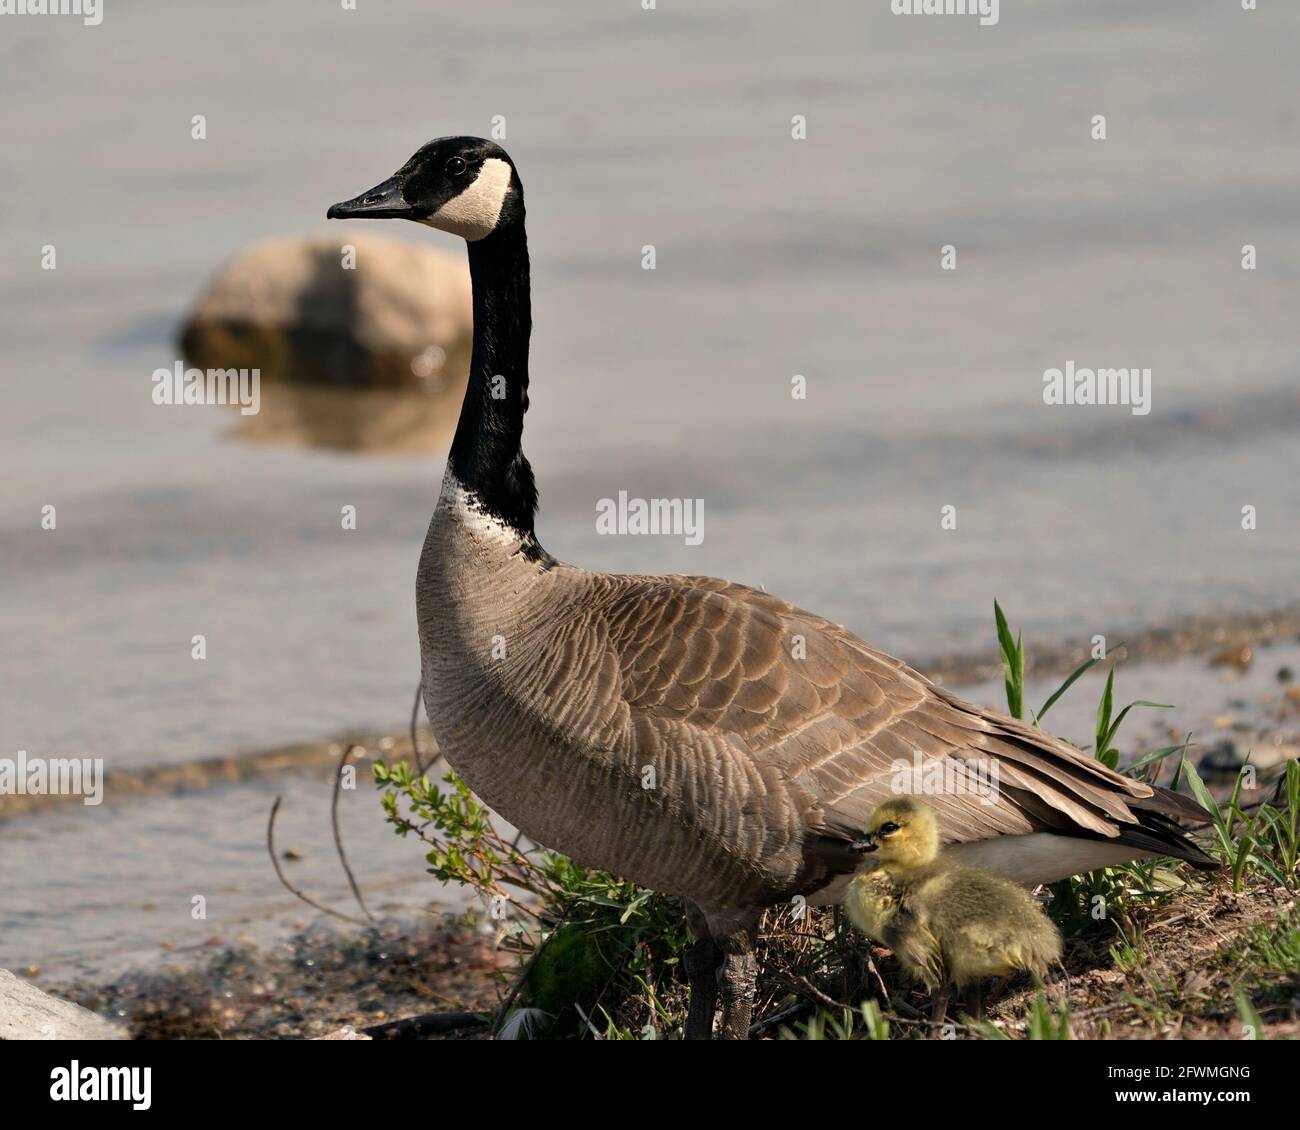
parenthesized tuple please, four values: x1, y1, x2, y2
(327, 175, 412, 220)
(851, 833, 878, 854)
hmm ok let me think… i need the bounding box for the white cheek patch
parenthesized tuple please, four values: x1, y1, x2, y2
(424, 157, 513, 241)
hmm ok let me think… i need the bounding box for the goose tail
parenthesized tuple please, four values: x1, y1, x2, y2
(1114, 808, 1219, 871)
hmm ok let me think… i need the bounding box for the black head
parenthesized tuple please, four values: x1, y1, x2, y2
(327, 136, 522, 241)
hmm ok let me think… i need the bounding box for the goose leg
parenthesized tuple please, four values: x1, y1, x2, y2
(717, 927, 759, 1041)
(683, 937, 722, 1040)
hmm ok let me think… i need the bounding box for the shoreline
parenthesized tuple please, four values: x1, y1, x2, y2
(917, 605, 1300, 687)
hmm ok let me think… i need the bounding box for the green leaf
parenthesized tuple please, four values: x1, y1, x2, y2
(1100, 700, 1173, 758)
(1094, 669, 1115, 761)
(1037, 655, 1102, 722)
(1235, 993, 1264, 1040)
(859, 1000, 890, 1040)
(1181, 759, 1221, 821)
(1122, 740, 1188, 779)
(994, 600, 1024, 719)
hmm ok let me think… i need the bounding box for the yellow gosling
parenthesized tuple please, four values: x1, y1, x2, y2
(845, 796, 1063, 1028)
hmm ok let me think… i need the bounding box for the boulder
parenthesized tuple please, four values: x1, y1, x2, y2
(179, 233, 474, 451)
(0, 969, 127, 1040)
(180, 232, 472, 392)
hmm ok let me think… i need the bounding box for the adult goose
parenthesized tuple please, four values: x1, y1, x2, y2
(328, 137, 1214, 1040)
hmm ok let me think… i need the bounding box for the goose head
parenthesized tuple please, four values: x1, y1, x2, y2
(327, 136, 521, 242)
(855, 797, 941, 870)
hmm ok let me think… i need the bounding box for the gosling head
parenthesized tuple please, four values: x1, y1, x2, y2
(327, 136, 522, 242)
(855, 797, 941, 870)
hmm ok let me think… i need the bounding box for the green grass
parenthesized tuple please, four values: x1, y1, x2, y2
(1184, 757, 1299, 891)
(992, 600, 1195, 934)
(1219, 909, 1299, 1030)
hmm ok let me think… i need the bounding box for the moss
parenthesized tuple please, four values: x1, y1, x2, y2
(523, 922, 630, 1035)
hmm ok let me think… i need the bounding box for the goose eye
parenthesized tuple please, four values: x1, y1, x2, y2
(445, 156, 467, 176)
(879, 822, 900, 835)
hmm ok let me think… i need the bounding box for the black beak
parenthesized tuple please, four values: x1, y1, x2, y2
(850, 833, 877, 854)
(327, 175, 412, 220)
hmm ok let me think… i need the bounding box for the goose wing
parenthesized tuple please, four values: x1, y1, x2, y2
(592, 572, 1209, 883)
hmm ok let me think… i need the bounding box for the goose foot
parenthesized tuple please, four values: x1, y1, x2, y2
(683, 937, 722, 1040)
(717, 947, 758, 1040)
(683, 910, 759, 1040)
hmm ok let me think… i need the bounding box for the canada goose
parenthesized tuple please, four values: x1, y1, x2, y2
(327, 136, 1214, 1040)
(846, 797, 1063, 1026)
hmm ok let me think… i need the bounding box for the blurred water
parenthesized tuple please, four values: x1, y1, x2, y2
(0, 764, 480, 981)
(2, 0, 1298, 770)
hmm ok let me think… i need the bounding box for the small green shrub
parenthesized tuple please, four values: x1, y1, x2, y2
(373, 760, 690, 1037)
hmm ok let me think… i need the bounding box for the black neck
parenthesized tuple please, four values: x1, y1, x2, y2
(448, 221, 540, 546)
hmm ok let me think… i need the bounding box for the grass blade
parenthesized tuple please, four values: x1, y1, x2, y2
(1123, 739, 1189, 779)
(1037, 655, 1101, 722)
(994, 600, 1024, 720)
(1094, 668, 1115, 762)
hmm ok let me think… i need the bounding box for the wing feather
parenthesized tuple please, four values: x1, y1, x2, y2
(571, 572, 1208, 891)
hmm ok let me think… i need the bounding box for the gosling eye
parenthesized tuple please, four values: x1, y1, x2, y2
(878, 822, 900, 836)
(445, 156, 467, 176)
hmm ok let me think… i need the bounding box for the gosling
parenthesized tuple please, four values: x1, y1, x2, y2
(844, 796, 1063, 1027)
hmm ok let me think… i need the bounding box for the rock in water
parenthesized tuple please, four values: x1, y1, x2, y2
(179, 233, 473, 452)
(0, 969, 127, 1040)
(180, 232, 472, 390)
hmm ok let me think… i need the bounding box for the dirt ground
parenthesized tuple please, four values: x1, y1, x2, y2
(47, 873, 1294, 1041)
(57, 914, 502, 1041)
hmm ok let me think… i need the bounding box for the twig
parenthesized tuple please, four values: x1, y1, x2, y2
(780, 973, 844, 1012)
(387, 813, 547, 910)
(266, 796, 370, 927)
(573, 1001, 604, 1040)
(857, 947, 894, 1006)
(410, 682, 429, 776)
(748, 997, 813, 1037)
(332, 744, 375, 922)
